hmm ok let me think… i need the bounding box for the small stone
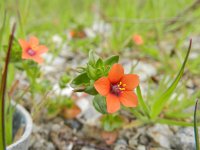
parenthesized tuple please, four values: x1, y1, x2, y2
(51, 124, 61, 132)
(139, 134, 149, 145)
(81, 146, 96, 150)
(170, 127, 195, 150)
(64, 119, 83, 130)
(45, 142, 56, 150)
(147, 124, 173, 149)
(123, 129, 136, 139)
(114, 144, 128, 150)
(128, 136, 138, 148)
(116, 139, 128, 145)
(52, 57, 66, 66)
(137, 145, 146, 150)
(52, 34, 62, 47)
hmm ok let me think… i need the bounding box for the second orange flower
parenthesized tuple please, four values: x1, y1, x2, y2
(18, 36, 48, 64)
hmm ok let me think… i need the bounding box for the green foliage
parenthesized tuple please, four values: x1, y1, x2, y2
(101, 114, 123, 132)
(72, 50, 119, 113)
(150, 40, 192, 119)
(133, 40, 195, 126)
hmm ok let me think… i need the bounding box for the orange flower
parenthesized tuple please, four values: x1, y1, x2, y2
(94, 64, 139, 113)
(133, 34, 143, 45)
(18, 36, 48, 64)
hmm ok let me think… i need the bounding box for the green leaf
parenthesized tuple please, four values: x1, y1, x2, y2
(156, 118, 195, 126)
(165, 112, 193, 119)
(104, 55, 119, 66)
(150, 40, 192, 119)
(194, 99, 199, 150)
(84, 85, 98, 95)
(93, 95, 107, 114)
(136, 86, 150, 118)
(71, 72, 90, 86)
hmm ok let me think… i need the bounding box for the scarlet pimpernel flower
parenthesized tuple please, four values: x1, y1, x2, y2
(18, 36, 48, 64)
(94, 64, 139, 113)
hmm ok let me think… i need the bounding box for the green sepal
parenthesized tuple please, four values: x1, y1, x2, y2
(84, 85, 98, 95)
(96, 58, 104, 68)
(87, 64, 97, 80)
(93, 95, 107, 114)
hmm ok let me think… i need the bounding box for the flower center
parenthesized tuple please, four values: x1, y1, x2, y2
(111, 82, 126, 96)
(27, 48, 36, 56)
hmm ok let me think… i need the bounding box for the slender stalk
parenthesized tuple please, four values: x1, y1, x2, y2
(0, 23, 16, 150)
(194, 99, 199, 150)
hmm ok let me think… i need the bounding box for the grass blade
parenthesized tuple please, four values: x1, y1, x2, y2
(0, 10, 7, 46)
(150, 39, 192, 119)
(194, 99, 199, 150)
(136, 86, 150, 118)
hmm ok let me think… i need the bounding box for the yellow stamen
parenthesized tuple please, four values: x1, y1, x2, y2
(119, 88, 125, 91)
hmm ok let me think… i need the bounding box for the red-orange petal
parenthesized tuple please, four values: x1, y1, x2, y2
(29, 36, 39, 46)
(34, 45, 48, 54)
(94, 77, 110, 96)
(108, 64, 124, 84)
(106, 93, 120, 113)
(32, 55, 44, 64)
(18, 39, 29, 50)
(121, 74, 139, 90)
(22, 51, 31, 59)
(119, 91, 138, 107)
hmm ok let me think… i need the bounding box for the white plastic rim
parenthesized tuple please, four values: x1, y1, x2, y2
(6, 103, 32, 150)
